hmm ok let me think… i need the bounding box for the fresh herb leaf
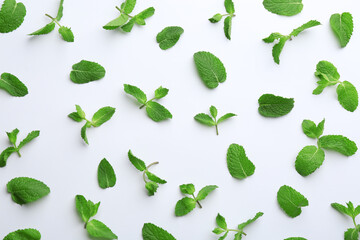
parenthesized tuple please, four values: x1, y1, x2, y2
(337, 81, 358, 112)
(68, 105, 115, 145)
(295, 145, 325, 176)
(0, 0, 26, 33)
(7, 177, 50, 205)
(194, 106, 236, 135)
(277, 185, 308, 218)
(209, 0, 235, 40)
(128, 150, 166, 196)
(284, 238, 307, 240)
(318, 135, 357, 156)
(29, 22, 55, 35)
(142, 223, 176, 240)
(98, 158, 117, 189)
(156, 26, 184, 50)
(3, 229, 41, 240)
(56, 0, 64, 21)
(226, 143, 255, 179)
(70, 60, 106, 84)
(330, 12, 353, 48)
(209, 13, 222, 23)
(193, 51, 227, 89)
(263, 20, 320, 64)
(238, 212, 264, 230)
(175, 183, 217, 216)
(302, 119, 325, 139)
(75, 195, 100, 224)
(258, 94, 294, 117)
(223, 16, 232, 40)
(86, 219, 118, 239)
(263, 0, 303, 16)
(124, 84, 172, 122)
(332, 201, 360, 239)
(58, 26, 74, 42)
(0, 73, 28, 97)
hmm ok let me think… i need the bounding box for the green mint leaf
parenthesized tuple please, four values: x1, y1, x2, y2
(337, 81, 358, 112)
(3, 228, 41, 240)
(103, 14, 129, 30)
(263, 32, 284, 43)
(68, 112, 83, 122)
(0, 147, 16, 167)
(290, 20, 321, 37)
(91, 106, 116, 127)
(224, 0, 235, 14)
(0, 0, 26, 33)
(226, 144, 255, 179)
(314, 60, 340, 95)
(156, 26, 184, 50)
(58, 26, 74, 42)
(175, 197, 197, 216)
(142, 223, 176, 240)
(216, 213, 227, 229)
(331, 202, 352, 217)
(98, 158, 117, 189)
(219, 232, 229, 240)
(154, 86, 169, 99)
(209, 13, 223, 23)
(145, 171, 167, 184)
(295, 145, 325, 176)
(179, 183, 195, 195)
(75, 195, 92, 223)
(212, 228, 226, 234)
(345, 228, 359, 240)
(196, 185, 218, 200)
(0, 72, 28, 97)
(55, 0, 64, 21)
(145, 101, 172, 122)
(193, 51, 227, 89)
(81, 122, 91, 145)
(318, 135, 358, 156)
(70, 60, 106, 84)
(7, 177, 50, 205)
(121, 18, 136, 32)
(277, 185, 309, 218)
(272, 36, 287, 64)
(238, 212, 264, 230)
(234, 232, 242, 240)
(210, 106, 218, 118)
(86, 219, 118, 239)
(145, 181, 158, 196)
(262, 0, 303, 16)
(258, 94, 294, 117)
(217, 113, 236, 124)
(6, 128, 19, 145)
(128, 150, 146, 171)
(194, 113, 216, 126)
(330, 12, 353, 48)
(302, 119, 325, 139)
(124, 84, 147, 104)
(121, 0, 136, 14)
(135, 7, 155, 23)
(29, 22, 56, 35)
(75, 105, 86, 119)
(284, 238, 307, 240)
(18, 130, 40, 149)
(223, 16, 232, 40)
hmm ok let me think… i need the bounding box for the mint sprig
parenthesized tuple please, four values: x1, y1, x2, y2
(331, 201, 360, 239)
(209, 0, 236, 40)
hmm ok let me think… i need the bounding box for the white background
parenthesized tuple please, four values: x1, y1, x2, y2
(1, 0, 360, 239)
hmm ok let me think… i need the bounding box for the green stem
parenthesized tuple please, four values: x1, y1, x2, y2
(353, 217, 358, 229)
(227, 229, 247, 236)
(16, 150, 21, 157)
(115, 6, 134, 18)
(140, 98, 155, 109)
(215, 124, 219, 135)
(142, 162, 159, 183)
(45, 14, 62, 27)
(192, 194, 202, 208)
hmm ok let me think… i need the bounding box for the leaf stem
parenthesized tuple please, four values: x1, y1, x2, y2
(146, 161, 159, 169)
(45, 14, 62, 27)
(215, 124, 219, 135)
(115, 6, 134, 18)
(142, 162, 159, 183)
(192, 194, 202, 208)
(16, 150, 21, 157)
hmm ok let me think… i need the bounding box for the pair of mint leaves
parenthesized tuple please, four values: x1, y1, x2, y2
(68, 105, 116, 144)
(314, 60, 358, 112)
(296, 119, 357, 176)
(194, 105, 236, 135)
(209, 0, 235, 40)
(124, 84, 172, 122)
(332, 201, 360, 240)
(128, 150, 167, 196)
(30, 0, 74, 42)
(213, 212, 263, 240)
(0, 129, 39, 167)
(75, 195, 118, 239)
(103, 0, 154, 32)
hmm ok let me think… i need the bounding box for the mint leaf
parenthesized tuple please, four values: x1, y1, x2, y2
(337, 81, 358, 112)
(332, 202, 352, 217)
(193, 51, 227, 89)
(194, 113, 215, 126)
(58, 26, 74, 42)
(92, 107, 116, 127)
(6, 128, 19, 145)
(263, 0, 303, 16)
(3, 229, 41, 240)
(330, 12, 353, 48)
(210, 106, 217, 118)
(145, 171, 167, 184)
(156, 26, 184, 50)
(121, 0, 136, 14)
(145, 101, 172, 122)
(284, 238, 307, 240)
(238, 212, 264, 230)
(86, 219, 118, 239)
(295, 145, 325, 176)
(142, 223, 176, 240)
(75, 105, 86, 119)
(0, 0, 26, 33)
(120, 18, 136, 32)
(135, 7, 154, 22)
(277, 185, 308, 218)
(209, 13, 222, 23)
(258, 94, 294, 117)
(216, 213, 227, 229)
(344, 228, 358, 240)
(128, 150, 146, 171)
(55, 0, 64, 21)
(154, 86, 169, 99)
(70, 60, 106, 84)
(175, 197, 196, 216)
(81, 122, 91, 145)
(7, 177, 50, 205)
(29, 22, 56, 35)
(318, 135, 357, 156)
(196, 185, 218, 200)
(224, 0, 235, 14)
(223, 16, 232, 40)
(302, 119, 325, 139)
(195, 106, 236, 135)
(180, 184, 195, 195)
(290, 20, 321, 37)
(0, 73, 28, 97)
(145, 181, 158, 196)
(18, 131, 40, 149)
(124, 84, 147, 104)
(98, 158, 117, 189)
(75, 195, 100, 224)
(103, 14, 129, 30)
(226, 143, 255, 179)
(0, 147, 16, 167)
(217, 113, 236, 124)
(68, 112, 83, 122)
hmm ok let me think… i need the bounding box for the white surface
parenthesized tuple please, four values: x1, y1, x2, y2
(1, 0, 360, 239)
